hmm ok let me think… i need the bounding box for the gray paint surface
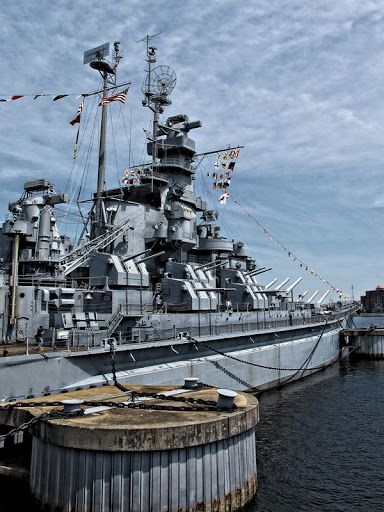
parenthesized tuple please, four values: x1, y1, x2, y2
(0, 323, 341, 399)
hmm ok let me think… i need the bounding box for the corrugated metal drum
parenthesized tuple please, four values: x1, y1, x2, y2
(356, 333, 384, 358)
(29, 386, 259, 511)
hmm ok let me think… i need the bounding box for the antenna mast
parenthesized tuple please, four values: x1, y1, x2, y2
(139, 33, 176, 189)
(140, 34, 160, 190)
(84, 41, 122, 237)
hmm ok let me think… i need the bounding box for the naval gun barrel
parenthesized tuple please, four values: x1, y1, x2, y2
(286, 277, 303, 293)
(275, 278, 290, 291)
(264, 278, 278, 290)
(246, 267, 272, 277)
(195, 259, 229, 271)
(244, 267, 266, 276)
(317, 290, 330, 305)
(135, 251, 165, 264)
(194, 260, 221, 271)
(194, 287, 236, 292)
(306, 290, 319, 303)
(121, 250, 151, 263)
(203, 261, 229, 272)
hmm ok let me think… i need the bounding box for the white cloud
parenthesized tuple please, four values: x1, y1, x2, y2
(0, 0, 383, 296)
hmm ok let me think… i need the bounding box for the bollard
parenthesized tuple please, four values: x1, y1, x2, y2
(61, 399, 83, 413)
(184, 377, 199, 389)
(216, 389, 238, 409)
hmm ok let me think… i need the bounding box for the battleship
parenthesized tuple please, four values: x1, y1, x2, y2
(0, 40, 354, 400)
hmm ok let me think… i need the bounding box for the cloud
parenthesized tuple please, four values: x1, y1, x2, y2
(0, 0, 383, 296)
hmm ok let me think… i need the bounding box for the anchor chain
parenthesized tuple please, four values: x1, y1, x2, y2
(0, 408, 85, 447)
(0, 401, 65, 412)
(190, 319, 329, 372)
(106, 340, 233, 410)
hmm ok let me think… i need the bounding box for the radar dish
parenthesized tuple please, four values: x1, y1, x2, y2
(142, 65, 177, 96)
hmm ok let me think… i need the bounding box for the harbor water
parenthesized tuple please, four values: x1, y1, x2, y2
(0, 360, 383, 511)
(251, 359, 384, 512)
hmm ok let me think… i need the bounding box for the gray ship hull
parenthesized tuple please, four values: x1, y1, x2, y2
(0, 320, 342, 400)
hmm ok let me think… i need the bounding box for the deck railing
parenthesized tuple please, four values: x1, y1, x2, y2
(48, 306, 356, 351)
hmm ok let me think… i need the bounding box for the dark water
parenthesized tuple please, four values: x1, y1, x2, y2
(1, 360, 383, 511)
(249, 360, 384, 512)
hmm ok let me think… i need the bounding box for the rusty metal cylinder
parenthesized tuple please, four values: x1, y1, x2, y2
(61, 399, 83, 413)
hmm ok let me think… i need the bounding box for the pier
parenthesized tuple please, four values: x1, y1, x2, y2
(342, 328, 384, 359)
(0, 383, 259, 511)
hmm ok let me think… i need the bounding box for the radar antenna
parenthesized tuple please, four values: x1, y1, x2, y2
(138, 34, 177, 189)
(142, 65, 177, 97)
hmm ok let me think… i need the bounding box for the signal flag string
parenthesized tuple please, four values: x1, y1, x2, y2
(0, 82, 131, 103)
(229, 194, 349, 299)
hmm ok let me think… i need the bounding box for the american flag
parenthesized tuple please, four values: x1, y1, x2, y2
(99, 88, 128, 106)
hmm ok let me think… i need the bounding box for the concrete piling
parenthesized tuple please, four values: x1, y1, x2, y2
(1, 385, 259, 511)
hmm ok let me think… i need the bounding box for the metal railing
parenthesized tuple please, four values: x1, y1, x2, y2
(18, 306, 356, 354)
(73, 309, 352, 348)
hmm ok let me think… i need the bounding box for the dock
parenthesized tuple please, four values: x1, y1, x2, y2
(341, 328, 384, 358)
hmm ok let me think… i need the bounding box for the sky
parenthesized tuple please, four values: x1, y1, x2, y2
(0, 0, 383, 299)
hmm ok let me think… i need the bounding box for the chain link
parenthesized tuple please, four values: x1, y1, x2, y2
(189, 321, 329, 372)
(0, 401, 66, 412)
(106, 341, 234, 410)
(0, 408, 85, 448)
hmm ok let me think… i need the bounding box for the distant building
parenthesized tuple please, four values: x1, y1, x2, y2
(361, 285, 384, 313)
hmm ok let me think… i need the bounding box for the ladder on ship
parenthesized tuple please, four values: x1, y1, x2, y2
(107, 304, 148, 337)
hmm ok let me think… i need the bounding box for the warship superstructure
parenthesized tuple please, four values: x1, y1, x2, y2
(0, 42, 352, 399)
